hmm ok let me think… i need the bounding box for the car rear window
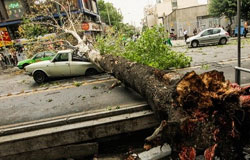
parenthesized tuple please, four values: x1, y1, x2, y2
(213, 29, 221, 34)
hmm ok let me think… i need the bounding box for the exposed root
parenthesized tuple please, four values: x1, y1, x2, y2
(145, 120, 167, 143)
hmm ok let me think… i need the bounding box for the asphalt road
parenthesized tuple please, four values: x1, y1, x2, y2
(0, 79, 145, 126)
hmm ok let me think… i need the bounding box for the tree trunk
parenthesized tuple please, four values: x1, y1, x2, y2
(86, 50, 250, 159)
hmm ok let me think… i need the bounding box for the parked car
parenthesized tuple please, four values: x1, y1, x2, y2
(17, 51, 55, 69)
(25, 50, 102, 84)
(186, 28, 230, 48)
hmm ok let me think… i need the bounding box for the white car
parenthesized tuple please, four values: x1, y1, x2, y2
(25, 50, 102, 84)
(186, 28, 230, 48)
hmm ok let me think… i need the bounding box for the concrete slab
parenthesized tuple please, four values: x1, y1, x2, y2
(0, 109, 158, 157)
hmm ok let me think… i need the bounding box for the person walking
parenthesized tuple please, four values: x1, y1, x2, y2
(184, 29, 188, 42)
(244, 21, 248, 38)
(193, 28, 197, 35)
(0, 53, 6, 69)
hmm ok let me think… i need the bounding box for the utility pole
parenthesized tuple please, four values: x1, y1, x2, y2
(235, 0, 241, 84)
(106, 3, 111, 26)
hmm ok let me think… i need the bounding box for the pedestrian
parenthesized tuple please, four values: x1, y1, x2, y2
(193, 28, 197, 35)
(166, 38, 172, 47)
(0, 53, 6, 69)
(184, 29, 188, 42)
(226, 24, 231, 37)
(244, 22, 248, 38)
(10, 52, 15, 66)
(12, 51, 18, 66)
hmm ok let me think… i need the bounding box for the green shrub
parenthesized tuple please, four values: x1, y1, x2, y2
(95, 26, 192, 70)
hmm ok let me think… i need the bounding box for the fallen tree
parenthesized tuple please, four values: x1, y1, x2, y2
(87, 50, 250, 159)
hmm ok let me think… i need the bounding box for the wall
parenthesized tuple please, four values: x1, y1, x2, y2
(146, 15, 157, 28)
(177, 0, 207, 9)
(155, 0, 172, 18)
(165, 5, 214, 38)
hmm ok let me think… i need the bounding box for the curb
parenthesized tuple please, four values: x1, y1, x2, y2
(0, 103, 149, 136)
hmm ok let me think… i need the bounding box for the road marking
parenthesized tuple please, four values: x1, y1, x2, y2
(0, 78, 115, 100)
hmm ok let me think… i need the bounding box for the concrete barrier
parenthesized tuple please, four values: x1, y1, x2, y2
(0, 103, 158, 159)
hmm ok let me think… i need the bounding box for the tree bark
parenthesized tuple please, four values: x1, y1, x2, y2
(86, 50, 250, 159)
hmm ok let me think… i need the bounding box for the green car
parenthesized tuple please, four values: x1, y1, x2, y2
(17, 51, 55, 69)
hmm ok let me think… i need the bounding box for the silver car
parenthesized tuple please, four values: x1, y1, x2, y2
(186, 28, 230, 48)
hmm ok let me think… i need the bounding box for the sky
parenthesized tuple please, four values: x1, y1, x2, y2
(104, 0, 155, 27)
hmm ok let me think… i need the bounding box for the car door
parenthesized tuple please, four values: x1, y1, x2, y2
(211, 28, 221, 43)
(70, 52, 90, 76)
(47, 52, 71, 77)
(199, 29, 213, 44)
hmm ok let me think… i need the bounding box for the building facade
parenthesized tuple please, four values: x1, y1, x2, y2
(0, 0, 101, 47)
(143, 0, 234, 38)
(142, 4, 157, 28)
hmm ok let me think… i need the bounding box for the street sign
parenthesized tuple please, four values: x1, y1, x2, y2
(0, 27, 13, 47)
(82, 23, 90, 31)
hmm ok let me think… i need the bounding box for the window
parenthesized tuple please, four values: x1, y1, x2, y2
(213, 29, 221, 34)
(54, 53, 68, 62)
(44, 52, 55, 57)
(201, 29, 213, 36)
(34, 52, 45, 59)
(91, 0, 97, 13)
(83, 0, 92, 10)
(172, 0, 177, 8)
(72, 52, 89, 62)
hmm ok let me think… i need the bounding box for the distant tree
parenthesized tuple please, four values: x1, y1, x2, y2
(116, 23, 139, 37)
(97, 0, 123, 26)
(241, 0, 250, 21)
(209, 0, 250, 26)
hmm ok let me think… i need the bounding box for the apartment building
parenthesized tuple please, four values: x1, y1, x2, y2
(0, 0, 101, 48)
(142, 4, 157, 28)
(143, 0, 232, 38)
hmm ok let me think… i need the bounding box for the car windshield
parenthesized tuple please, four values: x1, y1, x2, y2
(32, 52, 44, 59)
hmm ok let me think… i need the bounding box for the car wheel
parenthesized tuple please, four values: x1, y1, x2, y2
(85, 68, 98, 76)
(33, 71, 47, 84)
(219, 38, 227, 45)
(191, 40, 199, 48)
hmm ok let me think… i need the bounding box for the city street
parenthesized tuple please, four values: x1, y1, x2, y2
(0, 0, 250, 159)
(0, 40, 249, 127)
(1, 39, 250, 104)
